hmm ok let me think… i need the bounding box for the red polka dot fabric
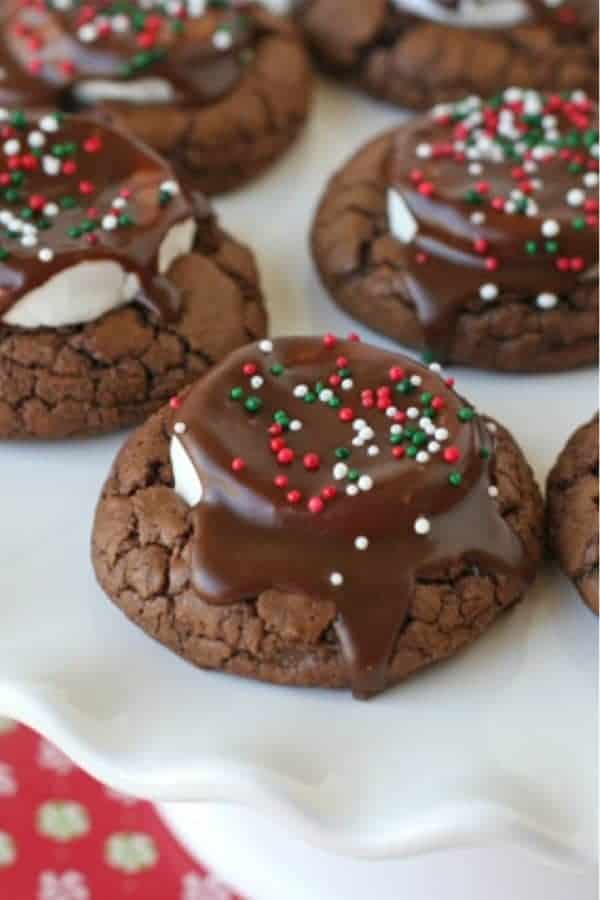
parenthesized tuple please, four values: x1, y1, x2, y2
(0, 720, 246, 900)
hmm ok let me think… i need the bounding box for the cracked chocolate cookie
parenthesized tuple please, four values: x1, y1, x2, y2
(312, 89, 599, 372)
(0, 109, 266, 439)
(0, 1, 312, 195)
(92, 335, 544, 699)
(295, 0, 597, 109)
(547, 415, 599, 613)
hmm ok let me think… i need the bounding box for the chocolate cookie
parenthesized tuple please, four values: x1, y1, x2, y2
(92, 335, 544, 699)
(296, 0, 597, 109)
(0, 2, 312, 195)
(0, 109, 266, 439)
(312, 89, 599, 372)
(547, 416, 599, 613)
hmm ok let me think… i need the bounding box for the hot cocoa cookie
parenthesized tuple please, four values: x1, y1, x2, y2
(295, 0, 597, 109)
(0, 1, 312, 195)
(0, 109, 266, 439)
(312, 89, 599, 371)
(547, 415, 599, 613)
(92, 335, 544, 699)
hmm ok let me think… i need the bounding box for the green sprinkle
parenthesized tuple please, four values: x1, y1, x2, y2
(60, 196, 76, 210)
(335, 447, 350, 460)
(328, 396, 341, 408)
(4, 189, 19, 204)
(406, 445, 418, 458)
(480, 447, 491, 459)
(337, 368, 351, 378)
(544, 240, 558, 254)
(19, 208, 33, 221)
(395, 378, 414, 395)
(118, 214, 133, 227)
(270, 364, 284, 376)
(571, 217, 585, 230)
(244, 396, 262, 414)
(0, 247, 10, 261)
(10, 172, 24, 186)
(68, 226, 82, 239)
(273, 410, 290, 425)
(347, 469, 360, 482)
(412, 431, 427, 447)
(9, 110, 26, 129)
(525, 240, 538, 255)
(421, 349, 435, 364)
(420, 391, 433, 405)
(464, 189, 483, 205)
(229, 386, 244, 401)
(303, 392, 317, 404)
(390, 433, 403, 446)
(458, 407, 474, 422)
(449, 472, 462, 487)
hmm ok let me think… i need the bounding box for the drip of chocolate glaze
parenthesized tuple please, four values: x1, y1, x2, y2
(0, 2, 260, 109)
(384, 94, 599, 361)
(0, 111, 200, 322)
(173, 337, 534, 698)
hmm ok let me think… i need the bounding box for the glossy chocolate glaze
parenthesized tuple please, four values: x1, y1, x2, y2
(0, 110, 199, 320)
(0, 1, 262, 109)
(385, 90, 599, 360)
(173, 336, 533, 698)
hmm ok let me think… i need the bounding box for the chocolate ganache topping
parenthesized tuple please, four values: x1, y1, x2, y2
(0, 0, 261, 109)
(0, 108, 199, 323)
(386, 89, 599, 361)
(170, 335, 533, 698)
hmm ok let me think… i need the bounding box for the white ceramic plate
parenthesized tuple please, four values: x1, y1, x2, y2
(0, 81, 597, 866)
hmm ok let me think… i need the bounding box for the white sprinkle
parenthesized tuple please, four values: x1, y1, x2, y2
(111, 13, 130, 31)
(213, 28, 233, 50)
(406, 406, 419, 419)
(488, 485, 499, 498)
(293, 384, 308, 398)
(358, 475, 373, 492)
(354, 536, 369, 551)
(390, 424, 403, 435)
(39, 115, 59, 133)
(367, 445, 380, 457)
(43, 202, 59, 217)
(78, 24, 97, 42)
(385, 406, 398, 418)
(258, 339, 273, 353)
(541, 219, 560, 238)
(333, 463, 348, 480)
(410, 375, 422, 387)
(416, 143, 432, 159)
(435, 427, 449, 441)
(3, 139, 19, 156)
(289, 419, 302, 432)
(173, 422, 186, 435)
(359, 427, 374, 441)
(352, 436, 365, 447)
(470, 212, 486, 225)
(102, 214, 118, 231)
(319, 389, 333, 403)
(428, 441, 440, 454)
(416, 451, 430, 464)
(583, 172, 599, 188)
(428, 362, 442, 373)
(414, 516, 431, 536)
(28, 130, 45, 149)
(341, 378, 354, 391)
(479, 283, 498, 302)
(352, 419, 367, 431)
(112, 197, 127, 210)
(346, 484, 359, 496)
(566, 188, 585, 207)
(160, 179, 179, 195)
(38, 248, 54, 263)
(250, 375, 264, 390)
(330, 572, 344, 587)
(42, 155, 61, 176)
(486, 421, 497, 433)
(21, 234, 37, 247)
(536, 292, 558, 310)
(468, 163, 483, 175)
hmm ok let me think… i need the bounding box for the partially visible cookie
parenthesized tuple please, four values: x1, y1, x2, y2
(0, 110, 266, 439)
(312, 89, 599, 372)
(0, 2, 312, 195)
(296, 0, 597, 109)
(92, 335, 544, 699)
(547, 416, 599, 613)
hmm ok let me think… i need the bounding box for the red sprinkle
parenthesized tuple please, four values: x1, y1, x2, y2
(270, 438, 286, 453)
(339, 408, 354, 422)
(277, 448, 295, 465)
(392, 446, 406, 459)
(242, 362, 257, 376)
(168, 396, 181, 410)
(473, 238, 488, 254)
(321, 486, 337, 501)
(323, 333, 337, 349)
(443, 447, 461, 463)
(388, 366, 405, 382)
(431, 396, 445, 411)
(287, 490, 302, 505)
(303, 453, 321, 471)
(308, 497, 324, 514)
(274, 475, 289, 489)
(231, 457, 246, 473)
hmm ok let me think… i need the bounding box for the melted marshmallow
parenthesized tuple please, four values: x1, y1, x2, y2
(74, 78, 176, 106)
(2, 218, 196, 329)
(171, 435, 203, 506)
(387, 189, 419, 243)
(390, 0, 529, 26)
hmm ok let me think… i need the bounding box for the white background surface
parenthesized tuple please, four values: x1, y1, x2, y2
(0, 80, 597, 899)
